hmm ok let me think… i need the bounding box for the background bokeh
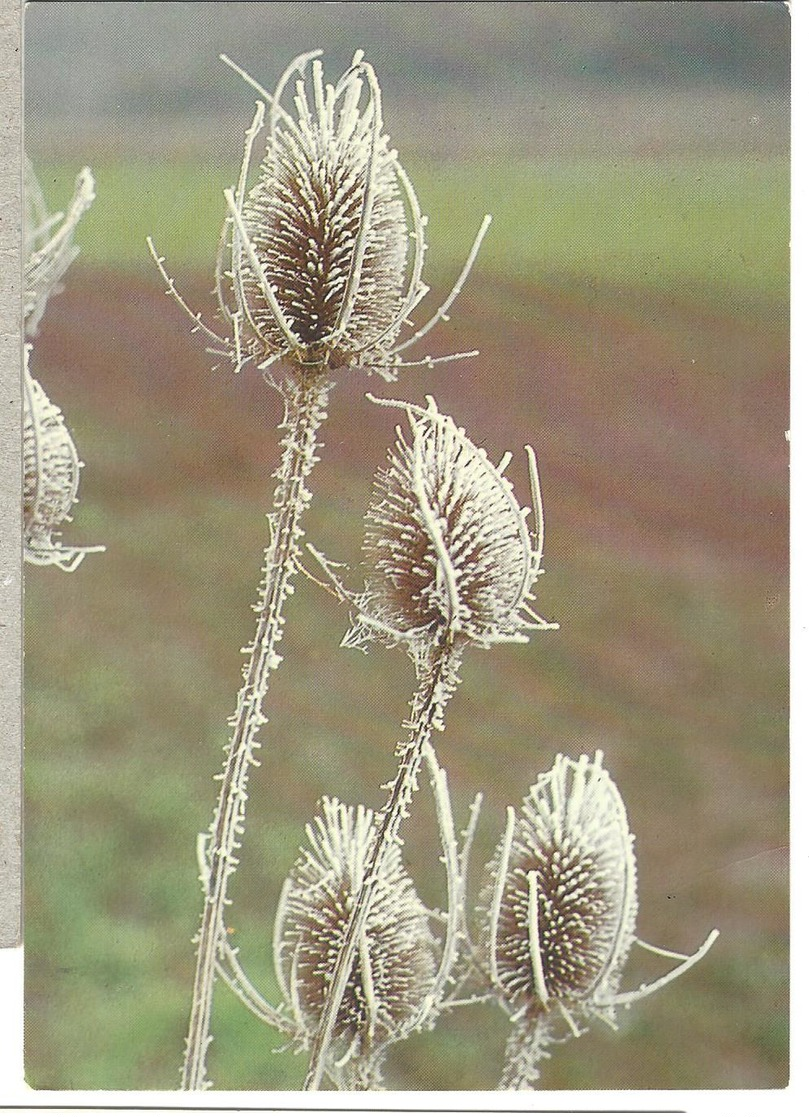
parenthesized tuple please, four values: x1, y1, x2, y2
(23, 0, 789, 1092)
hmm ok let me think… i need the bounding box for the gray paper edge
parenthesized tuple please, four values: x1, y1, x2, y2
(0, 0, 23, 949)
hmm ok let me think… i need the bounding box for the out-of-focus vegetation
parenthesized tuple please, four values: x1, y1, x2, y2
(34, 154, 788, 312)
(26, 0, 789, 120)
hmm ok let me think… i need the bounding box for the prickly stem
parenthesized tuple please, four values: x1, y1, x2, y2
(181, 367, 331, 1091)
(303, 643, 462, 1090)
(498, 1015, 552, 1090)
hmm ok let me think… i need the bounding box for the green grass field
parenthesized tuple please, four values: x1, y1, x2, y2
(36, 153, 788, 307)
(25, 151, 788, 1091)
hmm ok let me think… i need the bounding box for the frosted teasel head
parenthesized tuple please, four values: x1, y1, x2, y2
(24, 157, 95, 336)
(213, 50, 490, 379)
(23, 347, 104, 571)
(274, 797, 439, 1081)
(314, 396, 556, 660)
(480, 750, 718, 1041)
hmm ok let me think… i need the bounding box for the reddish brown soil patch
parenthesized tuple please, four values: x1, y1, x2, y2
(34, 267, 788, 582)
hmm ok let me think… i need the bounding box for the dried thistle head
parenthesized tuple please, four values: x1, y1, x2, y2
(274, 797, 439, 1078)
(480, 750, 718, 1045)
(24, 157, 95, 336)
(331, 396, 555, 659)
(23, 347, 103, 571)
(203, 51, 488, 380)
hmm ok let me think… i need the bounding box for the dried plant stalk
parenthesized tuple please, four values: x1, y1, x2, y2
(304, 397, 556, 1088)
(303, 646, 462, 1089)
(182, 370, 330, 1090)
(275, 797, 440, 1088)
(168, 50, 491, 1090)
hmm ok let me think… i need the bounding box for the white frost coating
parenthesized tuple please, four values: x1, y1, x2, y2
(152, 52, 489, 383)
(482, 751, 719, 1089)
(22, 347, 104, 571)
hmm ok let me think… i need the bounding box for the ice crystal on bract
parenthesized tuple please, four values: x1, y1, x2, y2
(337, 396, 555, 656)
(480, 751, 718, 1088)
(275, 798, 438, 1082)
(23, 347, 103, 571)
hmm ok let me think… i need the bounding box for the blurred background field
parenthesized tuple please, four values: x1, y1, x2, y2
(23, 1, 789, 1093)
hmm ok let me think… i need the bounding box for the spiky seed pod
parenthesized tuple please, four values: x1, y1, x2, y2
(275, 797, 439, 1081)
(482, 751, 638, 1033)
(234, 52, 409, 372)
(341, 396, 554, 657)
(480, 751, 719, 1088)
(24, 158, 95, 337)
(23, 348, 103, 571)
(201, 51, 489, 381)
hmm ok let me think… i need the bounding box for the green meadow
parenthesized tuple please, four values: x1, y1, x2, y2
(25, 151, 788, 1090)
(36, 153, 788, 306)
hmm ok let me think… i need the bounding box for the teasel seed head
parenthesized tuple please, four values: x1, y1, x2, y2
(216, 52, 489, 380)
(24, 157, 95, 337)
(23, 347, 104, 571)
(335, 396, 556, 660)
(274, 797, 439, 1079)
(480, 751, 719, 1053)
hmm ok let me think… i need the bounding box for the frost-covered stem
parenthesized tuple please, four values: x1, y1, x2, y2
(339, 1057, 386, 1092)
(182, 367, 331, 1091)
(304, 643, 462, 1090)
(498, 1015, 552, 1091)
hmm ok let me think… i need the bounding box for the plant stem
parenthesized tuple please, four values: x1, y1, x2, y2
(181, 367, 331, 1091)
(303, 643, 462, 1090)
(498, 1016, 551, 1091)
